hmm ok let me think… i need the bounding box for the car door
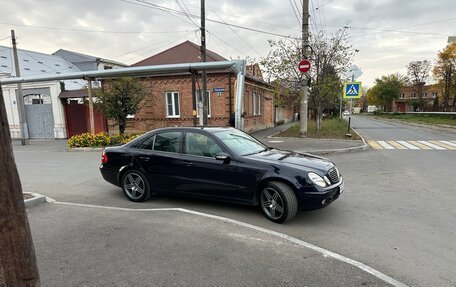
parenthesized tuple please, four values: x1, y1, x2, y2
(179, 131, 250, 202)
(132, 131, 183, 194)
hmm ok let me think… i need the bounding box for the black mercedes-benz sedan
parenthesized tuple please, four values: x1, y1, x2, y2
(100, 127, 344, 223)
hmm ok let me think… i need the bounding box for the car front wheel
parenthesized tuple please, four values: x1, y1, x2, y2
(121, 170, 151, 202)
(260, 182, 298, 223)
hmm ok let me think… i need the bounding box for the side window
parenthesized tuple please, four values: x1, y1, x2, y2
(136, 135, 155, 150)
(184, 132, 222, 158)
(153, 132, 181, 153)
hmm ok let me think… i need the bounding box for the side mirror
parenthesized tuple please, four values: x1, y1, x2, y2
(215, 152, 231, 163)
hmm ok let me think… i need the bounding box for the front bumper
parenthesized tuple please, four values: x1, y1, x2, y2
(299, 177, 344, 210)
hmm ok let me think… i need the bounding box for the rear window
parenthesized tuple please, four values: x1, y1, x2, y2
(153, 132, 181, 153)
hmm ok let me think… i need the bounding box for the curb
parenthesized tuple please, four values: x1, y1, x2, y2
(24, 193, 47, 207)
(68, 147, 104, 152)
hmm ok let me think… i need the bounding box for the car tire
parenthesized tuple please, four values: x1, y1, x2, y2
(121, 170, 151, 202)
(260, 181, 298, 223)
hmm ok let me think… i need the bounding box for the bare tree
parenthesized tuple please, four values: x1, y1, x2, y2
(261, 29, 355, 131)
(407, 60, 431, 110)
(0, 86, 40, 286)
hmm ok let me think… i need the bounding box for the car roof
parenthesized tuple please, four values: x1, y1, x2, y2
(150, 126, 235, 134)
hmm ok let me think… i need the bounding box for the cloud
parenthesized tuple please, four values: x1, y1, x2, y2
(0, 0, 454, 87)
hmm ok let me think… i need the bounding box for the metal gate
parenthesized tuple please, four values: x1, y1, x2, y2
(24, 92, 55, 139)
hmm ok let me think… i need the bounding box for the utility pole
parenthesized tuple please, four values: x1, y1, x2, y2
(299, 0, 310, 137)
(11, 30, 28, 145)
(200, 0, 208, 126)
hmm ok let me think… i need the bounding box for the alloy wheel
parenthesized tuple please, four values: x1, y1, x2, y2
(261, 187, 285, 220)
(123, 172, 145, 200)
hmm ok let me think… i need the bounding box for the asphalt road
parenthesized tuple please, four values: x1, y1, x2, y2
(14, 116, 456, 286)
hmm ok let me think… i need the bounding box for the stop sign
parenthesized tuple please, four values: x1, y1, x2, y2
(298, 59, 311, 73)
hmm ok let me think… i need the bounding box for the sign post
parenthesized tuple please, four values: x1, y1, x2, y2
(343, 81, 362, 134)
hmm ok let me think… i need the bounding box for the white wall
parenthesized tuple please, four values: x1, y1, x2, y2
(1, 81, 67, 139)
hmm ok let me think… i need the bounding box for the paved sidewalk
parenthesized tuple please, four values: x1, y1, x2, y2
(250, 121, 367, 155)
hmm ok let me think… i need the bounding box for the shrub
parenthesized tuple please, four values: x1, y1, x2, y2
(68, 132, 142, 148)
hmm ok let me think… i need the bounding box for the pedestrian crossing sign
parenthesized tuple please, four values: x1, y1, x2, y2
(343, 82, 362, 98)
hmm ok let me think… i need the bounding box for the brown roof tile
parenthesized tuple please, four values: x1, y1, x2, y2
(132, 41, 227, 67)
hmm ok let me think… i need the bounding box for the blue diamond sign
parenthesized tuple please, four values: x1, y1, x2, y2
(343, 82, 362, 99)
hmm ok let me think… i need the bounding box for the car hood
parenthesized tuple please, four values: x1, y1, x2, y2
(245, 149, 334, 172)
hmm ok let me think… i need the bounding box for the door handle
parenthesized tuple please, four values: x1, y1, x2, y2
(139, 156, 150, 161)
(181, 161, 193, 167)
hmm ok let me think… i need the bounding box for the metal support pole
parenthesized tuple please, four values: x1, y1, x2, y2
(86, 78, 95, 134)
(191, 71, 197, 126)
(11, 30, 28, 145)
(235, 61, 246, 130)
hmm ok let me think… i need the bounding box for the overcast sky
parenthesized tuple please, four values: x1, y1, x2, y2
(1, 0, 455, 87)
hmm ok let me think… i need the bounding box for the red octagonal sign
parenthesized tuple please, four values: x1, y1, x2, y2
(298, 59, 311, 73)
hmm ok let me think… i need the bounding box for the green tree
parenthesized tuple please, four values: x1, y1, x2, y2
(95, 77, 146, 134)
(433, 43, 456, 111)
(369, 74, 406, 112)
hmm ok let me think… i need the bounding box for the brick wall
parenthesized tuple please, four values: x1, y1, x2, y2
(107, 73, 276, 134)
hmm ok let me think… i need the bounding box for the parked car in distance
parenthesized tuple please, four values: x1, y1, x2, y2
(367, 105, 378, 113)
(100, 127, 344, 223)
(342, 110, 351, 117)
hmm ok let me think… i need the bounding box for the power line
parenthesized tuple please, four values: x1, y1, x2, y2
(289, 0, 301, 26)
(207, 30, 248, 57)
(0, 36, 11, 42)
(120, 31, 195, 63)
(206, 2, 262, 57)
(123, 0, 301, 40)
(312, 0, 335, 12)
(175, 0, 200, 28)
(0, 21, 190, 34)
(112, 29, 199, 58)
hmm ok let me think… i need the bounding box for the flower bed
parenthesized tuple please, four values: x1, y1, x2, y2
(68, 132, 141, 148)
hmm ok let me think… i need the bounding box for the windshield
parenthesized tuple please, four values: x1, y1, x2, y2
(214, 129, 268, 156)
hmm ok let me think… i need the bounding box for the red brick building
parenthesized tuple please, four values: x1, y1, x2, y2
(112, 41, 280, 134)
(394, 84, 443, 112)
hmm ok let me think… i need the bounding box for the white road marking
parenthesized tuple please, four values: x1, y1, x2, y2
(440, 141, 456, 148)
(52, 201, 409, 287)
(377, 141, 395, 149)
(268, 140, 284, 143)
(397, 141, 420, 150)
(417, 141, 446, 150)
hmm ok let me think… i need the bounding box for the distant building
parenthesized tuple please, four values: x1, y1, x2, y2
(53, 49, 127, 71)
(448, 36, 456, 43)
(0, 45, 85, 139)
(394, 84, 443, 112)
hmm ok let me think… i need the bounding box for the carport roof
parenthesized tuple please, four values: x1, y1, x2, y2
(58, 89, 97, 99)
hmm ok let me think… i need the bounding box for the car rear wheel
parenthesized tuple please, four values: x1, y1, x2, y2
(260, 182, 298, 223)
(121, 170, 151, 202)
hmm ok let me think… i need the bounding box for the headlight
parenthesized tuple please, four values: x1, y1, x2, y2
(308, 172, 327, 187)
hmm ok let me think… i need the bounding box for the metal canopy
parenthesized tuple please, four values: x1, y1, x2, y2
(0, 60, 246, 129)
(0, 60, 244, 85)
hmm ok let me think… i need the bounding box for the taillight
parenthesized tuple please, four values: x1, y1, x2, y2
(101, 149, 108, 164)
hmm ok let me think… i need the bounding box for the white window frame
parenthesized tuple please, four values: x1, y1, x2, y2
(432, 92, 437, 98)
(412, 93, 417, 98)
(196, 89, 211, 117)
(253, 93, 262, 115)
(165, 91, 180, 118)
(400, 93, 405, 99)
